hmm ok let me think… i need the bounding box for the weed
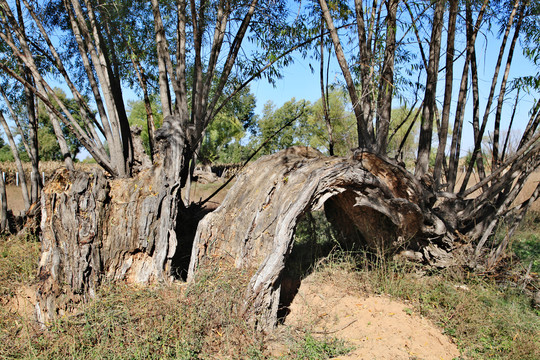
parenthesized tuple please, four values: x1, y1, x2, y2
(286, 333, 353, 360)
(511, 213, 540, 274)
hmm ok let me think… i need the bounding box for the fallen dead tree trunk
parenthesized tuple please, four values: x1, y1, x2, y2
(188, 146, 456, 330)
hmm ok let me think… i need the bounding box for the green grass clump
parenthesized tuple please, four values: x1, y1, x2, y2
(286, 334, 353, 360)
(510, 213, 540, 274)
(4, 267, 267, 359)
(1, 244, 347, 360)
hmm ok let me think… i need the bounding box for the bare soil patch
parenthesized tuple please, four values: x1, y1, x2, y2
(4, 285, 35, 320)
(275, 270, 460, 360)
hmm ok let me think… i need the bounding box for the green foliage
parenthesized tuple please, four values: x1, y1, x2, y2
(307, 90, 357, 156)
(511, 212, 540, 273)
(12, 88, 85, 162)
(255, 98, 312, 156)
(0, 136, 13, 162)
(127, 98, 163, 155)
(215, 141, 255, 164)
(200, 88, 256, 164)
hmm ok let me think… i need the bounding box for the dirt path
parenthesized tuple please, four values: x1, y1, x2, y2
(277, 271, 460, 360)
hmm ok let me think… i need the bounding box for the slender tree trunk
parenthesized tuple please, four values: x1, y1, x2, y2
(459, 0, 520, 194)
(501, 88, 520, 162)
(354, 0, 374, 142)
(375, 0, 398, 154)
(0, 85, 38, 205)
(492, 3, 523, 170)
(319, 17, 334, 156)
(469, 48, 487, 183)
(24, 81, 41, 204)
(319, 0, 374, 149)
(447, 0, 488, 191)
(36, 87, 75, 171)
(151, 0, 173, 117)
(433, 0, 457, 189)
(415, 0, 445, 178)
(0, 173, 7, 233)
(129, 54, 156, 161)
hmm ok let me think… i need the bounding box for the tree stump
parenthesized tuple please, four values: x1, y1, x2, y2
(188, 146, 448, 330)
(35, 166, 181, 325)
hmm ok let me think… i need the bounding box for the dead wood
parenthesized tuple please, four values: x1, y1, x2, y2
(35, 165, 181, 325)
(188, 146, 452, 330)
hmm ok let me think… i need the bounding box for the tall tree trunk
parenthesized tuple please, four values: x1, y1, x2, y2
(375, 0, 398, 154)
(319, 17, 334, 156)
(24, 82, 41, 204)
(129, 54, 156, 161)
(0, 173, 7, 233)
(459, 0, 520, 194)
(469, 48, 487, 184)
(433, 0, 458, 189)
(492, 3, 524, 170)
(415, 0, 445, 178)
(447, 0, 488, 192)
(501, 88, 520, 162)
(319, 0, 374, 149)
(0, 86, 37, 207)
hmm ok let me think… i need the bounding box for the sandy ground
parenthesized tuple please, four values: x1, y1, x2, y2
(276, 272, 460, 360)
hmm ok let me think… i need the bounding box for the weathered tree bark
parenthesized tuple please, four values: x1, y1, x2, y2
(375, 0, 398, 154)
(188, 147, 454, 330)
(35, 158, 181, 325)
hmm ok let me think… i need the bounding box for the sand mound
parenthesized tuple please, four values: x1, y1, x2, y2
(278, 272, 460, 360)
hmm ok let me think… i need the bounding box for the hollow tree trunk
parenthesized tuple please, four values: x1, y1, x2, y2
(188, 147, 455, 330)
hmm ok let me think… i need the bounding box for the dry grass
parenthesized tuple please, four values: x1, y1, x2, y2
(0, 161, 99, 186)
(1, 225, 539, 359)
